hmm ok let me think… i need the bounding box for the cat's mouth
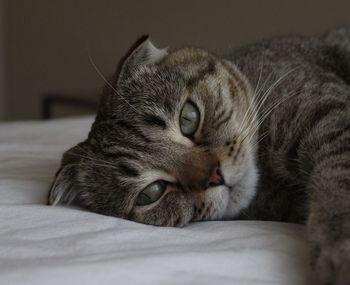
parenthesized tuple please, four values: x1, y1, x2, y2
(208, 183, 234, 192)
(226, 185, 235, 191)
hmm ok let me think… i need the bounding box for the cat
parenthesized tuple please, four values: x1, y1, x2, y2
(48, 28, 350, 284)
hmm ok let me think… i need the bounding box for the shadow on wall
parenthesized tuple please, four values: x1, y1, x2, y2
(2, 0, 350, 120)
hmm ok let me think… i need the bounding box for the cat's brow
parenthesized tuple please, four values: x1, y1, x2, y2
(117, 163, 139, 177)
(141, 114, 167, 129)
(186, 60, 216, 88)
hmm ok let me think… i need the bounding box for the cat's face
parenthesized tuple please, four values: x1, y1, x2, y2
(49, 36, 258, 227)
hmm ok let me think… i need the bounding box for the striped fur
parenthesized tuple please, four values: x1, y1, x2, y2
(49, 29, 350, 283)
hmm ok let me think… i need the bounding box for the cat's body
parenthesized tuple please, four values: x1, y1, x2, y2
(49, 29, 350, 284)
(229, 30, 350, 223)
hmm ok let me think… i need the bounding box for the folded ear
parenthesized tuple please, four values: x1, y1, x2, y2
(116, 35, 168, 83)
(48, 151, 81, 206)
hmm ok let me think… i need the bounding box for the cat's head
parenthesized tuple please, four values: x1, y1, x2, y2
(48, 36, 258, 227)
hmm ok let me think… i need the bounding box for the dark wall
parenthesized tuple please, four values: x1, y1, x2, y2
(4, 0, 350, 120)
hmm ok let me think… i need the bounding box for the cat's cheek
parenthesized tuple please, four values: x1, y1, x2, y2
(221, 153, 258, 219)
(128, 191, 194, 227)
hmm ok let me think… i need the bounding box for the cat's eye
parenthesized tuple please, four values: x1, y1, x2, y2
(136, 180, 167, 206)
(180, 101, 200, 137)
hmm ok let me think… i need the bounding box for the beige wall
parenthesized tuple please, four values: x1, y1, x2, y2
(3, 0, 350, 120)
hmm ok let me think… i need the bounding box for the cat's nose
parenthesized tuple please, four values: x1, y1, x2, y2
(207, 165, 225, 187)
(177, 153, 223, 192)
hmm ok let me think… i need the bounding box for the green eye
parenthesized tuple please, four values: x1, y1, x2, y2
(180, 101, 200, 137)
(136, 180, 167, 206)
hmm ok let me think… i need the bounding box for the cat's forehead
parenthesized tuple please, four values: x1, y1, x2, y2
(163, 47, 214, 67)
(127, 48, 221, 85)
(118, 65, 184, 104)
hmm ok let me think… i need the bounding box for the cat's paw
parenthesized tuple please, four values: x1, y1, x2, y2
(314, 240, 350, 285)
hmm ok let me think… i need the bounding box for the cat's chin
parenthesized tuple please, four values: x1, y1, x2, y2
(219, 153, 259, 220)
(201, 174, 257, 222)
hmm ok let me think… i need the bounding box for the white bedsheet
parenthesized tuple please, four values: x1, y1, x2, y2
(0, 117, 317, 285)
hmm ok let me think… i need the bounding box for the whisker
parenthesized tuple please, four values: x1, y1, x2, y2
(237, 68, 300, 146)
(239, 208, 253, 220)
(253, 56, 265, 96)
(247, 91, 299, 143)
(236, 95, 257, 136)
(236, 67, 294, 137)
(66, 150, 119, 169)
(254, 86, 302, 134)
(248, 68, 299, 132)
(250, 130, 269, 151)
(231, 59, 266, 136)
(87, 49, 140, 114)
(251, 55, 266, 107)
(240, 88, 301, 146)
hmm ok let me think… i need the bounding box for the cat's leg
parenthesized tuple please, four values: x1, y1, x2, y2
(307, 151, 350, 284)
(280, 75, 350, 284)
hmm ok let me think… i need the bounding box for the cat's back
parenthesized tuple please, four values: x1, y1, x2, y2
(225, 28, 350, 89)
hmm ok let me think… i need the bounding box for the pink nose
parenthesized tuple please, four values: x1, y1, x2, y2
(207, 165, 225, 187)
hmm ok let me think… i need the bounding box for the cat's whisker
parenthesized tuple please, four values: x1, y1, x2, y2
(236, 97, 257, 138)
(74, 161, 118, 171)
(250, 130, 269, 151)
(66, 151, 119, 170)
(247, 68, 299, 132)
(235, 65, 267, 136)
(236, 68, 294, 137)
(87, 50, 140, 114)
(256, 88, 301, 128)
(253, 55, 265, 96)
(240, 87, 301, 146)
(75, 145, 120, 167)
(242, 56, 265, 130)
(247, 90, 300, 144)
(236, 78, 271, 137)
(238, 208, 253, 220)
(255, 68, 274, 100)
(249, 68, 296, 123)
(255, 78, 303, 128)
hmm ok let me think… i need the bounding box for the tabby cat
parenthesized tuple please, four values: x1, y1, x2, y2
(48, 28, 350, 284)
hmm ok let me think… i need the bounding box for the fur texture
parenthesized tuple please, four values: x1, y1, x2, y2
(49, 29, 350, 284)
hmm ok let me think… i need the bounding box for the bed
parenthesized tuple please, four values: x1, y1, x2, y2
(0, 116, 317, 284)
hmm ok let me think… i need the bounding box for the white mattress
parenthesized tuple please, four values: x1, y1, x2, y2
(0, 116, 317, 285)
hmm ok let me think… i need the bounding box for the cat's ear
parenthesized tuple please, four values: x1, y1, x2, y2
(116, 35, 168, 82)
(48, 151, 82, 206)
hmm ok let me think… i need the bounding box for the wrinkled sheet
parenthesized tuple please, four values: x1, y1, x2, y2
(0, 117, 316, 285)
